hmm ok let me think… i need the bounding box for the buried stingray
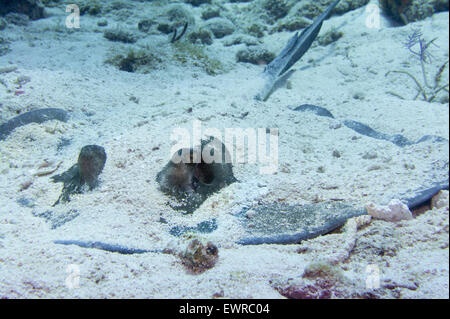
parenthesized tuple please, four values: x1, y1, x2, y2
(52, 181, 448, 254)
(52, 0, 448, 252)
(156, 137, 236, 214)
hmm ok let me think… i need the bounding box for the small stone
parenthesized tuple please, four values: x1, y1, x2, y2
(431, 190, 449, 210)
(257, 182, 267, 187)
(245, 210, 256, 219)
(332, 150, 341, 158)
(329, 122, 342, 130)
(204, 17, 235, 38)
(317, 166, 325, 173)
(280, 164, 291, 173)
(362, 151, 377, 159)
(97, 19, 108, 27)
(352, 91, 365, 100)
(236, 46, 275, 65)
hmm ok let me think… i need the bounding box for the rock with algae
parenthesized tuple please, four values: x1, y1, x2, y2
(51, 145, 106, 206)
(380, 0, 449, 25)
(179, 238, 219, 274)
(365, 199, 413, 222)
(274, 261, 359, 299)
(0, 0, 45, 20)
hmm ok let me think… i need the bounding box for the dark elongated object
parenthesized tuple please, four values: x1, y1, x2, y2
(170, 22, 188, 43)
(0, 108, 69, 141)
(53, 240, 159, 254)
(255, 0, 341, 101)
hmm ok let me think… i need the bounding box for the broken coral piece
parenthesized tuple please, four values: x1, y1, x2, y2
(365, 199, 413, 222)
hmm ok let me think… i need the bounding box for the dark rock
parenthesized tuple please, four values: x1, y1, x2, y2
(188, 28, 213, 45)
(0, 0, 45, 20)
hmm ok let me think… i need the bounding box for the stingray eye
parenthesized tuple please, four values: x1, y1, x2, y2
(206, 243, 218, 256)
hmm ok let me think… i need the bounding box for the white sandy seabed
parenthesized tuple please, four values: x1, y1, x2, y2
(0, 1, 448, 298)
